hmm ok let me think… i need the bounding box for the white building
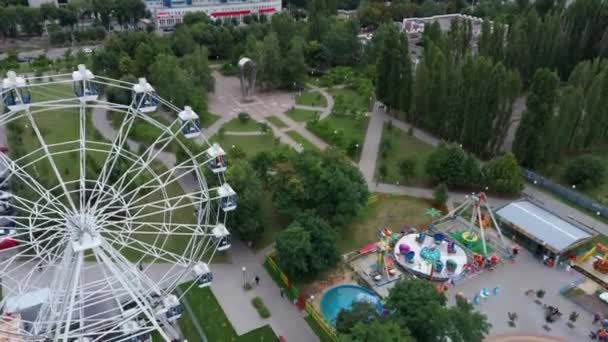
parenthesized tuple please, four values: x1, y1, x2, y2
(150, 0, 281, 29)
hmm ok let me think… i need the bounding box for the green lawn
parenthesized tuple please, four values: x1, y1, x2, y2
(376, 123, 435, 186)
(542, 149, 608, 205)
(212, 133, 278, 158)
(178, 283, 278, 342)
(286, 130, 320, 152)
(202, 112, 222, 128)
(337, 194, 431, 253)
(329, 88, 370, 111)
(266, 116, 288, 129)
(286, 108, 319, 122)
(307, 115, 369, 161)
(254, 191, 291, 250)
(296, 91, 327, 107)
(223, 118, 263, 132)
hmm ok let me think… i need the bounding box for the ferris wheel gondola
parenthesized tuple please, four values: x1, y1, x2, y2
(0, 66, 236, 341)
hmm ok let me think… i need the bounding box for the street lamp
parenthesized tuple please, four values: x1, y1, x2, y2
(572, 185, 576, 190)
(242, 266, 247, 286)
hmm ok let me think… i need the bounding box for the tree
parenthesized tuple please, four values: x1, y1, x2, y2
(226, 160, 264, 241)
(398, 158, 417, 182)
(134, 42, 155, 76)
(270, 149, 369, 226)
(387, 279, 490, 342)
(513, 68, 559, 168)
(433, 182, 448, 206)
(336, 301, 380, 335)
(107, 74, 137, 105)
(387, 279, 448, 342)
(483, 153, 524, 195)
(182, 46, 215, 92)
(375, 23, 413, 114)
(275, 226, 312, 279)
(322, 19, 360, 66)
(281, 36, 307, 88)
(173, 26, 196, 57)
(293, 212, 338, 273)
(342, 320, 414, 342)
(149, 54, 194, 110)
(564, 156, 606, 190)
(259, 32, 281, 89)
(425, 143, 479, 187)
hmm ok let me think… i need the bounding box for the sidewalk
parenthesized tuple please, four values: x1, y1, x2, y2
(210, 241, 318, 341)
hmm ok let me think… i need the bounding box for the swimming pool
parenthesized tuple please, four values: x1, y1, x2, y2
(320, 285, 383, 326)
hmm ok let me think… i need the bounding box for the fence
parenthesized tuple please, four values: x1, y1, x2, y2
(523, 169, 608, 218)
(265, 256, 338, 342)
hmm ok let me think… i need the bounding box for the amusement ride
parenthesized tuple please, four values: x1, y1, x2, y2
(0, 65, 236, 341)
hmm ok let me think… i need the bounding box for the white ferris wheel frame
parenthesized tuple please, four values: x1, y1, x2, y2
(0, 67, 234, 341)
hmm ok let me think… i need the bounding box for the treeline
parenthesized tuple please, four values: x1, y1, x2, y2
(514, 61, 608, 169)
(0, 0, 145, 40)
(477, 0, 608, 83)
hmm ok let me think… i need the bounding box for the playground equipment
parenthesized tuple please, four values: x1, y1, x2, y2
(446, 259, 457, 273)
(437, 192, 509, 258)
(377, 228, 397, 279)
(580, 243, 608, 273)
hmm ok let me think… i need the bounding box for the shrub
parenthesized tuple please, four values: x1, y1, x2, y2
(425, 143, 481, 187)
(220, 63, 238, 76)
(238, 112, 251, 123)
(482, 153, 524, 195)
(564, 155, 606, 190)
(251, 296, 271, 318)
(379, 164, 388, 179)
(398, 158, 417, 182)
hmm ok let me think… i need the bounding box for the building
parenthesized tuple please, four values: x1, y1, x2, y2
(495, 199, 595, 265)
(150, 0, 281, 29)
(28, 0, 68, 7)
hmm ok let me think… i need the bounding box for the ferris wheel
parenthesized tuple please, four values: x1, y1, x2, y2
(0, 65, 236, 341)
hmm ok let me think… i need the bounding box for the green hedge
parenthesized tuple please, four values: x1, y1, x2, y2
(251, 296, 271, 318)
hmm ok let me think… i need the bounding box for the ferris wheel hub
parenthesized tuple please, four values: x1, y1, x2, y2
(68, 213, 101, 252)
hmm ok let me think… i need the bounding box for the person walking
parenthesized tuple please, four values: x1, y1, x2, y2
(254, 275, 260, 286)
(280, 288, 284, 298)
(595, 313, 603, 325)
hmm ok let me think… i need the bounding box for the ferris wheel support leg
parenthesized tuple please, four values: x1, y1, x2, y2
(58, 252, 84, 342)
(94, 243, 172, 342)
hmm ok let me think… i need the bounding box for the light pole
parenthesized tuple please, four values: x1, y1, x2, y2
(242, 266, 247, 286)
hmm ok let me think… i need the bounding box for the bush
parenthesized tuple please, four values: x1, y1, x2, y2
(564, 156, 606, 189)
(238, 112, 251, 123)
(425, 143, 481, 187)
(398, 158, 417, 182)
(251, 297, 271, 318)
(220, 62, 238, 76)
(433, 183, 448, 206)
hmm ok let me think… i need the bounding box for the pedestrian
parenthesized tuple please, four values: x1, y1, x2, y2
(254, 275, 260, 286)
(595, 313, 602, 324)
(280, 288, 284, 298)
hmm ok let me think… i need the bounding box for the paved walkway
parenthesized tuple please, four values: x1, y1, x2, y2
(211, 241, 318, 341)
(300, 84, 334, 120)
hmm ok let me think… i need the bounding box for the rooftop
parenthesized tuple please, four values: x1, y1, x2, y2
(496, 200, 593, 253)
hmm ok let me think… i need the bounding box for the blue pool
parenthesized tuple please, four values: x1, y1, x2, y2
(320, 285, 383, 326)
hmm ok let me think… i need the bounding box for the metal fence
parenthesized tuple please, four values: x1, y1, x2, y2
(522, 169, 608, 218)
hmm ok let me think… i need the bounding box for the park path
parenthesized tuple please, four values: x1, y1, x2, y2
(296, 84, 334, 120)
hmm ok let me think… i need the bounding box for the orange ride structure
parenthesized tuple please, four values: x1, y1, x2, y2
(438, 192, 510, 264)
(377, 228, 398, 279)
(580, 243, 608, 274)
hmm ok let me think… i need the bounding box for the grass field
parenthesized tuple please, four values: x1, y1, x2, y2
(376, 123, 435, 186)
(296, 91, 327, 107)
(329, 88, 370, 111)
(265, 116, 288, 129)
(337, 194, 430, 253)
(223, 118, 263, 132)
(212, 132, 278, 158)
(178, 284, 277, 341)
(307, 115, 369, 161)
(286, 130, 320, 152)
(286, 108, 319, 122)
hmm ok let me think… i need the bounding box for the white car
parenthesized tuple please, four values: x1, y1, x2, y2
(82, 48, 93, 54)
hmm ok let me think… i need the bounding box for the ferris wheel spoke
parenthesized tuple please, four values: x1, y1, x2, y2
(0, 154, 72, 217)
(57, 252, 84, 341)
(100, 230, 189, 266)
(95, 118, 183, 210)
(24, 108, 78, 213)
(86, 106, 137, 211)
(79, 103, 87, 213)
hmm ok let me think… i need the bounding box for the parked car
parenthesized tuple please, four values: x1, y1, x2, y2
(82, 48, 93, 54)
